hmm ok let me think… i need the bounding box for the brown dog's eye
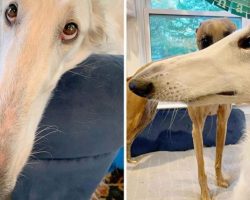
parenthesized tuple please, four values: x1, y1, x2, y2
(223, 31, 232, 37)
(238, 37, 250, 49)
(200, 35, 213, 49)
(61, 22, 78, 42)
(5, 3, 18, 25)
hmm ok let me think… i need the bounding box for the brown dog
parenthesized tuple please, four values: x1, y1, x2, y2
(188, 18, 236, 200)
(127, 18, 236, 200)
(127, 63, 158, 163)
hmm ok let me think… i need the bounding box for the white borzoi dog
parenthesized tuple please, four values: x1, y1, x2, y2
(129, 25, 250, 199)
(0, 0, 123, 198)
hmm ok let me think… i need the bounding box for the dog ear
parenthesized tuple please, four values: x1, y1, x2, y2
(196, 23, 202, 33)
(87, 0, 107, 46)
(86, 0, 123, 54)
(221, 18, 237, 32)
(229, 22, 237, 32)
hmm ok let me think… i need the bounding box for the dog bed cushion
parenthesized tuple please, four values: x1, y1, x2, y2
(128, 144, 241, 200)
(132, 108, 245, 157)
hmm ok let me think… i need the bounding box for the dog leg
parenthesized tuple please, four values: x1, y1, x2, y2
(127, 94, 158, 163)
(127, 121, 144, 164)
(188, 107, 211, 200)
(127, 135, 139, 163)
(215, 104, 231, 188)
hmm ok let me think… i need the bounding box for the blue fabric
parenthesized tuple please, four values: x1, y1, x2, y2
(109, 148, 124, 171)
(12, 54, 124, 200)
(131, 108, 245, 157)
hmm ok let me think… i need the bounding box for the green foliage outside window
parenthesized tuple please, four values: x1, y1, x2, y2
(151, 0, 221, 11)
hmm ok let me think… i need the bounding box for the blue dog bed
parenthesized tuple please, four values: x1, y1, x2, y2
(12, 54, 124, 200)
(131, 108, 245, 157)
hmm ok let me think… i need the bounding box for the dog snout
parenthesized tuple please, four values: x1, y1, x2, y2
(129, 79, 154, 98)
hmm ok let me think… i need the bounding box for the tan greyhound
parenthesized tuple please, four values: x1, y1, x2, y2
(128, 18, 236, 200)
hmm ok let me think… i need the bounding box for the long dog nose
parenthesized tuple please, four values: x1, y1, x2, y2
(129, 79, 154, 98)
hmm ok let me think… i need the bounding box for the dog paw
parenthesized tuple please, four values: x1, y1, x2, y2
(127, 158, 139, 164)
(217, 177, 229, 188)
(200, 193, 212, 200)
(201, 188, 212, 200)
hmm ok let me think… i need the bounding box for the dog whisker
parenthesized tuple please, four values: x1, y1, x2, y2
(34, 130, 61, 144)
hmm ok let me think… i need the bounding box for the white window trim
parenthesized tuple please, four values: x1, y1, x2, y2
(132, 0, 148, 66)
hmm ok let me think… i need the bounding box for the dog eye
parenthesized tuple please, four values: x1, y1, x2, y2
(200, 36, 212, 49)
(223, 31, 232, 37)
(5, 3, 18, 25)
(238, 37, 250, 49)
(61, 22, 78, 42)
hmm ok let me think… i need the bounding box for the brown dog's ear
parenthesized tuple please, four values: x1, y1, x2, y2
(230, 22, 237, 32)
(87, 0, 107, 46)
(222, 18, 237, 32)
(196, 23, 202, 33)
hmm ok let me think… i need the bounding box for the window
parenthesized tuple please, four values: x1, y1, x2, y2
(144, 0, 244, 61)
(150, 15, 242, 60)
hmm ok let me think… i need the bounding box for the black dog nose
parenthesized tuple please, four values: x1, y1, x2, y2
(129, 79, 154, 98)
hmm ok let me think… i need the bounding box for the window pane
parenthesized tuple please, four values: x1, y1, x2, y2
(149, 15, 241, 61)
(151, 0, 221, 11)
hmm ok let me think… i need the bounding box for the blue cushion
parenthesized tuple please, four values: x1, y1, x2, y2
(12, 54, 124, 200)
(12, 152, 117, 200)
(131, 108, 245, 157)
